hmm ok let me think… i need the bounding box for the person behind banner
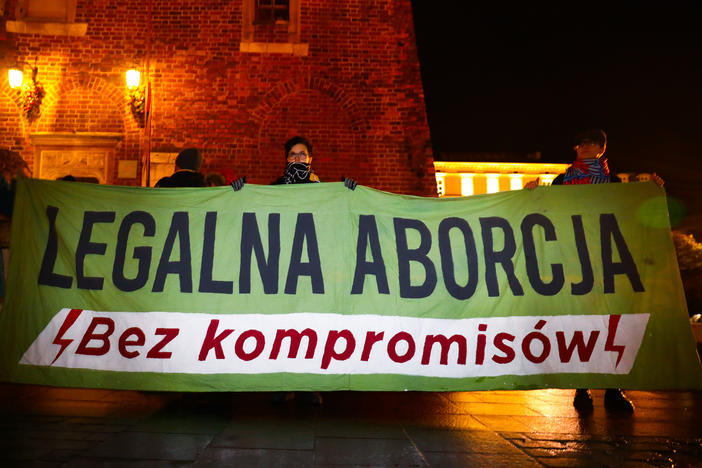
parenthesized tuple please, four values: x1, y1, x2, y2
(271, 136, 321, 185)
(1, 150, 28, 217)
(526, 128, 664, 414)
(1, 149, 31, 299)
(270, 136, 322, 406)
(525, 129, 664, 189)
(155, 148, 207, 188)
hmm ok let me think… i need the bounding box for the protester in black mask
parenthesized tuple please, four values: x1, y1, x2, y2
(272, 136, 320, 185)
(270, 136, 322, 406)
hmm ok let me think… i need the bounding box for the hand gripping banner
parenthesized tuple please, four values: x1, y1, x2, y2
(1, 178, 700, 391)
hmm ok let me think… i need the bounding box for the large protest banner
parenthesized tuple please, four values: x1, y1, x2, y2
(0, 177, 700, 392)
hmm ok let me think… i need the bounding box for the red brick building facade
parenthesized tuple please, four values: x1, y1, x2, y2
(1, 0, 434, 195)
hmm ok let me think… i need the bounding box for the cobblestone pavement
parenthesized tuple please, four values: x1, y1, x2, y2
(1, 384, 700, 467)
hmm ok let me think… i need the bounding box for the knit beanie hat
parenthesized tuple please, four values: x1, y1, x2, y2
(176, 148, 202, 171)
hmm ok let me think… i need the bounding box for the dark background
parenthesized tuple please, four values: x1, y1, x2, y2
(411, 3, 701, 235)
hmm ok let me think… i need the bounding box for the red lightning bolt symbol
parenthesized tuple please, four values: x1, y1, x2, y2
(604, 314, 625, 367)
(51, 309, 83, 365)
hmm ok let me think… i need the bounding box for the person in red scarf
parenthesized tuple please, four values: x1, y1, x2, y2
(556, 129, 619, 185)
(528, 129, 663, 414)
(526, 129, 664, 189)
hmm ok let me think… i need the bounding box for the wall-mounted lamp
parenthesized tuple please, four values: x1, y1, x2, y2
(126, 69, 145, 127)
(8, 69, 24, 89)
(126, 69, 140, 89)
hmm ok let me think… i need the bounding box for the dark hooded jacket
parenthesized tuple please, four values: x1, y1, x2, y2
(155, 170, 206, 188)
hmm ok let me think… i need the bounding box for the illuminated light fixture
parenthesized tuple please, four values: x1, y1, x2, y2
(509, 174, 524, 191)
(126, 69, 145, 127)
(486, 174, 500, 194)
(460, 173, 474, 196)
(8, 69, 23, 89)
(126, 69, 140, 89)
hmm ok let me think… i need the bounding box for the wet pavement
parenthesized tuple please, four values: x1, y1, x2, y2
(1, 383, 701, 467)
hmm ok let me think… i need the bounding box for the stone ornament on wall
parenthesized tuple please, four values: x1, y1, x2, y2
(39, 150, 107, 183)
(29, 132, 122, 185)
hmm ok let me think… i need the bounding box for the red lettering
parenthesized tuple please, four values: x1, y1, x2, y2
(421, 334, 467, 365)
(556, 330, 600, 363)
(269, 328, 317, 359)
(387, 332, 415, 363)
(321, 330, 355, 370)
(118, 327, 145, 358)
(235, 330, 265, 361)
(146, 328, 179, 359)
(521, 320, 551, 364)
(492, 332, 515, 364)
(475, 323, 487, 365)
(76, 317, 114, 356)
(361, 331, 384, 361)
(198, 319, 234, 361)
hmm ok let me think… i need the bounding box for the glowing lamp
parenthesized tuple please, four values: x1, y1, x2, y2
(8, 69, 23, 89)
(126, 69, 145, 127)
(126, 69, 141, 89)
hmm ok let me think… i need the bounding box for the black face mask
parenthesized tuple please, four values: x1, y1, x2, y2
(283, 162, 311, 184)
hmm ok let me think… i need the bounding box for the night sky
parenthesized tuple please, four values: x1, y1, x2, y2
(411, 3, 701, 234)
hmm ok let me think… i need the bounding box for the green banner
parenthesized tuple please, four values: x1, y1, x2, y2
(0, 177, 700, 391)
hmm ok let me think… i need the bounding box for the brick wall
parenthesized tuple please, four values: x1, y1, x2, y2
(1, 0, 435, 195)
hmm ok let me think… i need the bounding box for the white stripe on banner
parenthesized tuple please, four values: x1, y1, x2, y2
(20, 309, 649, 377)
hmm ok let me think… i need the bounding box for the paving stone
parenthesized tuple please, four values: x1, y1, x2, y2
(211, 418, 315, 450)
(449, 401, 543, 416)
(423, 451, 542, 467)
(314, 437, 425, 465)
(0, 427, 96, 442)
(22, 400, 134, 418)
(506, 435, 570, 449)
(510, 431, 613, 442)
(470, 414, 536, 432)
(0, 436, 95, 452)
(86, 432, 213, 461)
(66, 459, 192, 467)
(314, 417, 406, 439)
(441, 391, 487, 403)
(41, 448, 104, 463)
(133, 411, 231, 434)
(2, 384, 701, 467)
(539, 457, 622, 467)
(406, 428, 522, 454)
(509, 415, 591, 434)
(398, 412, 489, 431)
(193, 447, 315, 467)
(5, 462, 65, 468)
(65, 416, 142, 426)
(1, 443, 54, 462)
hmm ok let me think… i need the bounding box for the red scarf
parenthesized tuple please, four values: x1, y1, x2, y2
(562, 158, 611, 185)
